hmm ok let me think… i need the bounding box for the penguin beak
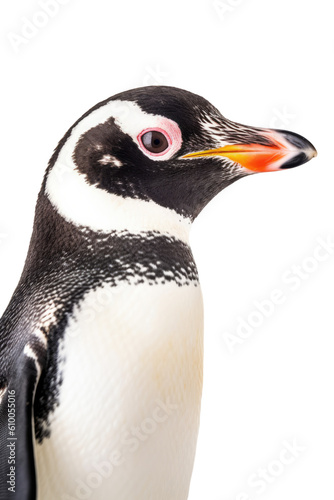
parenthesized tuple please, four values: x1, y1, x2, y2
(182, 128, 317, 172)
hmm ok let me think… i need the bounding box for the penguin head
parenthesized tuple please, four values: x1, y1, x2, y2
(45, 86, 317, 228)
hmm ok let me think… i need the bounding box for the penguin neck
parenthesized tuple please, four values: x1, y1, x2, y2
(44, 164, 192, 245)
(23, 192, 198, 290)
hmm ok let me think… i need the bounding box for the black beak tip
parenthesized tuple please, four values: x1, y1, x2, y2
(280, 152, 310, 169)
(276, 129, 317, 169)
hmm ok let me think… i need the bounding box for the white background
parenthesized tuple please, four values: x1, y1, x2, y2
(0, 0, 333, 499)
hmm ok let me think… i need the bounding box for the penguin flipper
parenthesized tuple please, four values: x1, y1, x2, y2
(0, 346, 42, 500)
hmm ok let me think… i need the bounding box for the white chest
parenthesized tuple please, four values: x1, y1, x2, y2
(35, 281, 204, 500)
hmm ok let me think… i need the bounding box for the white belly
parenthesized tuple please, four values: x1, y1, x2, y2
(35, 282, 204, 500)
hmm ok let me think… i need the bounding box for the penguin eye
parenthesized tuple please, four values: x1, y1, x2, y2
(140, 131, 169, 154)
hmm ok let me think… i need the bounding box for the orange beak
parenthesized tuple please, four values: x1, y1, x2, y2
(182, 129, 317, 172)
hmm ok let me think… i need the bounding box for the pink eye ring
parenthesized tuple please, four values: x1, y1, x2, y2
(138, 128, 172, 156)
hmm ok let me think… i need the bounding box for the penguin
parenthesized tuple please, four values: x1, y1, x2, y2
(0, 86, 317, 500)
